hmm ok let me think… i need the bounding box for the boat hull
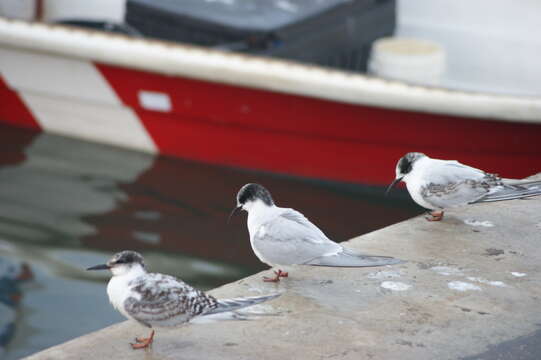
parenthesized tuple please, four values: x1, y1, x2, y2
(98, 64, 541, 185)
(1, 44, 540, 186)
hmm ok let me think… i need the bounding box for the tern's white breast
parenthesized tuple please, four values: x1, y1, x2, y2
(405, 158, 439, 210)
(246, 203, 282, 266)
(107, 275, 141, 320)
(250, 225, 273, 265)
(406, 178, 437, 209)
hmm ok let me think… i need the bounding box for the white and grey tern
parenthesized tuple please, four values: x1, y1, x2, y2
(87, 250, 280, 349)
(229, 183, 402, 282)
(386, 152, 541, 221)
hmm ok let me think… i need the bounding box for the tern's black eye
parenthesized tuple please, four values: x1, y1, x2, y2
(238, 190, 251, 204)
(115, 253, 134, 264)
(398, 157, 412, 175)
(238, 184, 258, 205)
(110, 251, 145, 267)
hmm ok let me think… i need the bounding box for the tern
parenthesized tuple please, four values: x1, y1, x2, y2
(87, 250, 280, 349)
(229, 183, 402, 282)
(386, 152, 541, 221)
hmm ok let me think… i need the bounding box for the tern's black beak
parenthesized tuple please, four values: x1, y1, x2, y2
(86, 264, 110, 271)
(385, 177, 403, 196)
(227, 205, 242, 223)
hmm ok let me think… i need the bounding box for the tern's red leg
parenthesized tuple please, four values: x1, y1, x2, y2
(263, 269, 289, 282)
(426, 211, 444, 221)
(131, 330, 155, 350)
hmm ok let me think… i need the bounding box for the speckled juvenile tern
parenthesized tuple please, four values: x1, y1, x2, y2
(229, 183, 402, 282)
(386, 152, 541, 221)
(87, 251, 280, 349)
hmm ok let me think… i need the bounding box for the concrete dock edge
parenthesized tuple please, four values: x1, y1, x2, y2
(25, 175, 541, 360)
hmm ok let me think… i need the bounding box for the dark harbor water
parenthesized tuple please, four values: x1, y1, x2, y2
(0, 124, 420, 359)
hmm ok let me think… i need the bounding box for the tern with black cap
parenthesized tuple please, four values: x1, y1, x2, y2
(87, 250, 280, 349)
(230, 183, 403, 282)
(386, 152, 541, 221)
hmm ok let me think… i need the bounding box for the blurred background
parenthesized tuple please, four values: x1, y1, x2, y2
(0, 0, 540, 358)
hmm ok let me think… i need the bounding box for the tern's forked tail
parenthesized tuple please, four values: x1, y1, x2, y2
(473, 180, 541, 203)
(204, 293, 281, 315)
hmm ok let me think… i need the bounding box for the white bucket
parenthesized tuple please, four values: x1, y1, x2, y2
(369, 37, 446, 86)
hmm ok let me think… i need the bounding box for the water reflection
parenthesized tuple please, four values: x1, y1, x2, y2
(83, 154, 420, 268)
(0, 123, 420, 358)
(0, 256, 33, 358)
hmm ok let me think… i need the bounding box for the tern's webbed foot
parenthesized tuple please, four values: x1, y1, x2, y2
(425, 211, 444, 221)
(131, 330, 155, 350)
(263, 269, 288, 282)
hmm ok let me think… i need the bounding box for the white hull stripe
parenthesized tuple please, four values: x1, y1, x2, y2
(0, 47, 157, 153)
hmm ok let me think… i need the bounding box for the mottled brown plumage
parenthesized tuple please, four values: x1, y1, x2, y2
(87, 251, 280, 350)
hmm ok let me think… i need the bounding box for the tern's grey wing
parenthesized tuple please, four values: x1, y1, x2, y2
(125, 273, 218, 327)
(279, 209, 330, 240)
(307, 247, 403, 267)
(421, 161, 503, 208)
(473, 179, 541, 203)
(203, 293, 281, 315)
(254, 209, 402, 267)
(253, 209, 341, 266)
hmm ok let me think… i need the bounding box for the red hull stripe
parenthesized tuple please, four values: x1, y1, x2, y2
(2, 61, 540, 186)
(96, 64, 541, 153)
(0, 76, 41, 130)
(96, 63, 541, 185)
